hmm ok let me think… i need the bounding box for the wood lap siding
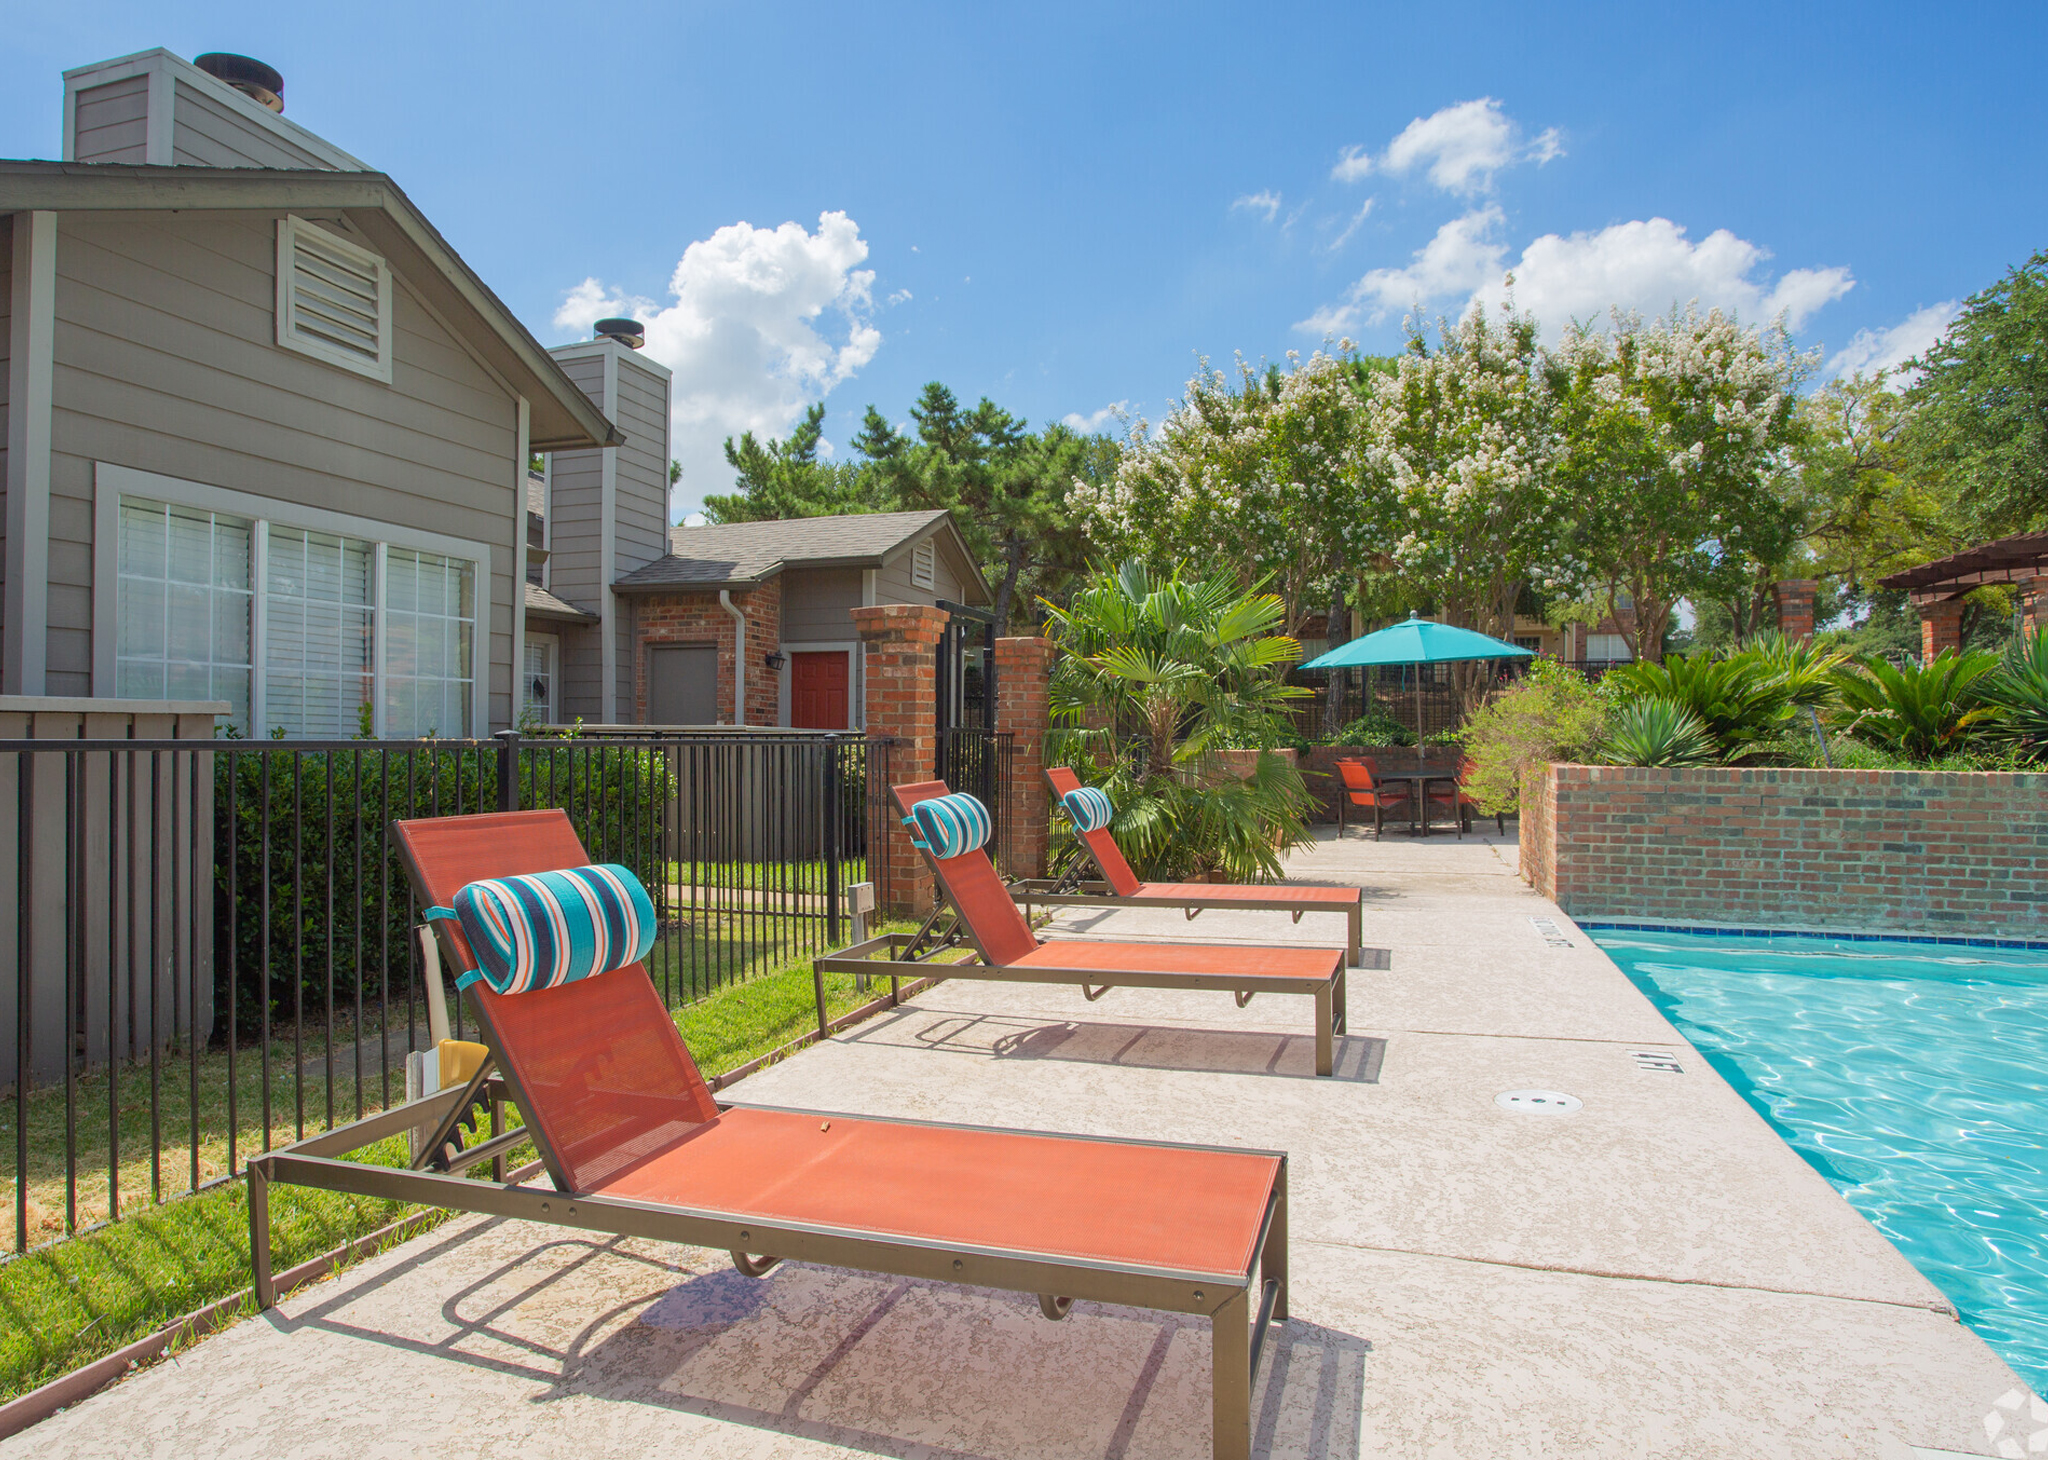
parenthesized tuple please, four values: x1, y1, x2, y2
(1, 220, 10, 670)
(781, 568, 862, 643)
(48, 213, 520, 717)
(169, 81, 333, 169)
(71, 76, 150, 164)
(614, 358, 670, 721)
(546, 353, 607, 720)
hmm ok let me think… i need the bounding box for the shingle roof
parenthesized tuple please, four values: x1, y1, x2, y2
(613, 510, 961, 591)
(524, 582, 597, 621)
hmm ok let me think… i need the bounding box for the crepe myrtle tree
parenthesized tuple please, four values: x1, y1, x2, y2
(1551, 303, 1809, 664)
(1363, 300, 1574, 713)
(1071, 348, 1387, 637)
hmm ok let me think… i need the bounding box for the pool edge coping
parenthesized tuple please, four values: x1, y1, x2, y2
(1573, 918, 2048, 951)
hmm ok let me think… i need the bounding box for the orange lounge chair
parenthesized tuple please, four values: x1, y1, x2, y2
(246, 809, 1289, 1460)
(819, 782, 1348, 1075)
(1015, 766, 1370, 966)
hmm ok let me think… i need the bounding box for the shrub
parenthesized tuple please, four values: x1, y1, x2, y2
(1459, 659, 1608, 814)
(1831, 650, 2000, 761)
(1331, 710, 1412, 746)
(1979, 630, 2048, 760)
(1604, 653, 1795, 758)
(1600, 699, 1718, 767)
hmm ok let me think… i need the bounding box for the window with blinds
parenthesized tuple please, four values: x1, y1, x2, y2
(275, 215, 393, 382)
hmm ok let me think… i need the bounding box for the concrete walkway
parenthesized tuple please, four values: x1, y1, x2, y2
(11, 827, 2030, 1458)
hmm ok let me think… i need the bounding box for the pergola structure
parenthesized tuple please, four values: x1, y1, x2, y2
(1878, 532, 2048, 658)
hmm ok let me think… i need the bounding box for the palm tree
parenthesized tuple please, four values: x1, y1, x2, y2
(1041, 562, 1313, 881)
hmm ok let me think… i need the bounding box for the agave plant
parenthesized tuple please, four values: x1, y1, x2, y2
(1832, 650, 2000, 761)
(1978, 630, 2048, 760)
(1604, 653, 1795, 756)
(1043, 561, 1313, 882)
(1599, 698, 1719, 767)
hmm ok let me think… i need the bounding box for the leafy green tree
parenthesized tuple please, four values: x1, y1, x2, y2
(1551, 304, 1807, 664)
(1042, 562, 1311, 881)
(703, 403, 881, 522)
(1907, 249, 2048, 535)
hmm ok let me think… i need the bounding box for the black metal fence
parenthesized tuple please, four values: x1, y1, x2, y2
(2, 729, 894, 1257)
(937, 728, 1017, 872)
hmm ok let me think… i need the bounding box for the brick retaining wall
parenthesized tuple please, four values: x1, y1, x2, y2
(1522, 762, 2048, 934)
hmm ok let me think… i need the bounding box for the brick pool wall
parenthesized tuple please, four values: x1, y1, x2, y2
(1523, 762, 2048, 934)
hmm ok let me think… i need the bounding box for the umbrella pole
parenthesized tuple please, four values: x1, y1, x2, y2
(1415, 662, 1425, 768)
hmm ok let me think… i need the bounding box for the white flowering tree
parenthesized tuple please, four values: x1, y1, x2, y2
(1364, 301, 1571, 643)
(1070, 350, 1383, 635)
(1551, 304, 1808, 663)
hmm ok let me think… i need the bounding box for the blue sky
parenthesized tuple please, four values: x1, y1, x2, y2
(6, 3, 2045, 516)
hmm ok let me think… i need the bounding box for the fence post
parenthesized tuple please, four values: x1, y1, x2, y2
(824, 737, 842, 946)
(495, 729, 521, 814)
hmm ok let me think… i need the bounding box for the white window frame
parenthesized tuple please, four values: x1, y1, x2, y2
(275, 215, 394, 383)
(911, 538, 936, 590)
(524, 632, 559, 724)
(93, 462, 491, 737)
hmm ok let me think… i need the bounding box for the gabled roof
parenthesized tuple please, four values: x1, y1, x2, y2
(0, 161, 619, 452)
(614, 509, 990, 600)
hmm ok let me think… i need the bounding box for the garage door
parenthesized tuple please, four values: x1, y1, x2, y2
(647, 645, 719, 725)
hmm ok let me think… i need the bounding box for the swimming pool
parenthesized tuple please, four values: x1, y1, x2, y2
(1587, 925, 2048, 1398)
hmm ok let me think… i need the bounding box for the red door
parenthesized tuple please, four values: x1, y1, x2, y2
(790, 651, 850, 729)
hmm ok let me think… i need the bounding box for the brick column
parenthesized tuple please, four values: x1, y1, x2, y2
(994, 636, 1055, 878)
(1773, 579, 1817, 643)
(1920, 599, 1964, 662)
(853, 604, 948, 916)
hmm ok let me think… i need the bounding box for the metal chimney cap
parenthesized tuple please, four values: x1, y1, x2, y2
(594, 318, 645, 349)
(194, 53, 285, 112)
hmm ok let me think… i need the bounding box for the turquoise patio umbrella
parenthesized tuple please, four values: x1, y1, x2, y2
(1301, 612, 1534, 765)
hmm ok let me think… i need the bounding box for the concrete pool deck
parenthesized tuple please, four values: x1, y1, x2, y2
(8, 826, 2031, 1458)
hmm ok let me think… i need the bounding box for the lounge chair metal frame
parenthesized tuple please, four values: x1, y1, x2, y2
(247, 810, 1290, 1459)
(815, 781, 1349, 1075)
(1015, 767, 1368, 966)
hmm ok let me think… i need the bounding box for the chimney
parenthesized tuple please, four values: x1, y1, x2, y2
(193, 53, 284, 112)
(594, 318, 645, 350)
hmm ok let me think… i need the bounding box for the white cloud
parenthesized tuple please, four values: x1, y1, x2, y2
(1298, 206, 1507, 331)
(1330, 145, 1372, 183)
(1232, 190, 1282, 221)
(1327, 199, 1375, 251)
(1334, 99, 1564, 196)
(886, 288, 913, 306)
(1061, 401, 1128, 434)
(1468, 217, 1854, 331)
(1825, 300, 1960, 379)
(554, 211, 881, 509)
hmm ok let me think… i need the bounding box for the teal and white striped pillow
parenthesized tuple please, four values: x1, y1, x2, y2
(441, 863, 657, 996)
(1059, 785, 1114, 833)
(909, 793, 993, 860)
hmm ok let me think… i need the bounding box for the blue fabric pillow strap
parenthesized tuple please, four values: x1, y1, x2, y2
(421, 906, 485, 989)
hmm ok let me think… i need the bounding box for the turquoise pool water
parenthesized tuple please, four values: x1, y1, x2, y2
(1587, 926, 2048, 1397)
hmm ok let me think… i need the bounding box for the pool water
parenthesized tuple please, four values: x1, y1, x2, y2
(1588, 926, 2048, 1397)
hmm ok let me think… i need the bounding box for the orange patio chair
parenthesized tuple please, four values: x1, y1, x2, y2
(1012, 766, 1369, 967)
(1334, 757, 1413, 840)
(1424, 757, 1502, 836)
(820, 782, 1349, 1075)
(247, 809, 1290, 1460)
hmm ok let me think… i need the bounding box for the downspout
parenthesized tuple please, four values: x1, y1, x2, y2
(719, 590, 745, 726)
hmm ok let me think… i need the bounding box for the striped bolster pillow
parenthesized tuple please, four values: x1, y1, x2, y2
(1059, 785, 1114, 833)
(909, 793, 992, 860)
(444, 864, 657, 995)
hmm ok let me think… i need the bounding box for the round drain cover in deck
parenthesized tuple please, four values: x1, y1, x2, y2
(1495, 1089, 1582, 1114)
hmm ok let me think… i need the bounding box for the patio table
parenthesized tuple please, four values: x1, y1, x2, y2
(1372, 769, 1459, 837)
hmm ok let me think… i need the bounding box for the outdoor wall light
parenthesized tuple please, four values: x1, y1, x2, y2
(764, 651, 787, 670)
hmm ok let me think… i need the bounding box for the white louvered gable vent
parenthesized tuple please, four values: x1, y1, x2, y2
(911, 538, 936, 589)
(276, 216, 393, 381)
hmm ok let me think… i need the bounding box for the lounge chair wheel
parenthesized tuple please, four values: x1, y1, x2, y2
(1038, 1294, 1075, 1321)
(731, 1251, 782, 1278)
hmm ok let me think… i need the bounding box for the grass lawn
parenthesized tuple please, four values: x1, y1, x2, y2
(0, 931, 910, 1404)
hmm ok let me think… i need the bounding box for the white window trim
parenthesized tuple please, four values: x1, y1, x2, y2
(93, 461, 491, 737)
(275, 215, 394, 383)
(524, 632, 559, 723)
(777, 641, 862, 730)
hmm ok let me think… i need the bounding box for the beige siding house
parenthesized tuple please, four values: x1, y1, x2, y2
(1, 48, 615, 735)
